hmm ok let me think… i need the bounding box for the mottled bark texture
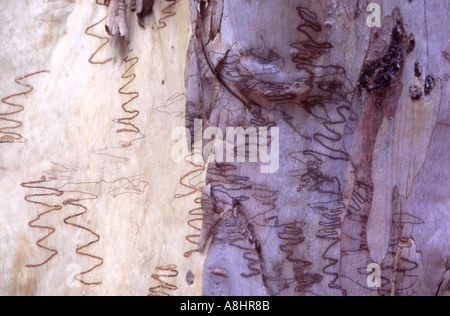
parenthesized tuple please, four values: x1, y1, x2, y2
(185, 0, 449, 296)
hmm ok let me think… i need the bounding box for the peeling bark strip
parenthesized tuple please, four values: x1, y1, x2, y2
(106, 0, 130, 45)
(105, 0, 154, 45)
(134, 0, 155, 28)
(340, 8, 418, 296)
(148, 264, 178, 296)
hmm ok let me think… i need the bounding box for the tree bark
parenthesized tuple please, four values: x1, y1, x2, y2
(0, 0, 448, 296)
(187, 0, 449, 296)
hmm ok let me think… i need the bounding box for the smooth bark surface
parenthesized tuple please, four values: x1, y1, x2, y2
(0, 0, 201, 296)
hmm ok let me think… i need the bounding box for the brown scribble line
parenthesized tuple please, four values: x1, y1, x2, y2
(93, 147, 130, 164)
(155, 92, 187, 119)
(276, 221, 323, 293)
(34, 0, 75, 23)
(43, 162, 77, 181)
(157, 0, 180, 30)
(391, 238, 413, 296)
(155, 92, 203, 257)
(20, 163, 70, 270)
(114, 53, 144, 137)
(94, 53, 145, 162)
(148, 264, 178, 296)
(1, 70, 49, 144)
(60, 177, 149, 197)
(282, 5, 356, 293)
(309, 200, 344, 290)
(62, 191, 103, 286)
(185, 197, 203, 257)
(85, 15, 113, 65)
(107, 175, 149, 197)
(21, 176, 64, 268)
(176, 159, 206, 196)
(174, 157, 206, 258)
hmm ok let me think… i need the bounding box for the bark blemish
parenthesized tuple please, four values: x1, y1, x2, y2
(358, 19, 406, 95)
(410, 85, 423, 100)
(424, 75, 436, 95)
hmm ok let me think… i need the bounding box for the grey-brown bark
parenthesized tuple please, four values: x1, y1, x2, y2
(105, 0, 154, 44)
(186, 0, 449, 296)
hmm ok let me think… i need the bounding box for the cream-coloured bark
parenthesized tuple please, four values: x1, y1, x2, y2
(0, 0, 203, 296)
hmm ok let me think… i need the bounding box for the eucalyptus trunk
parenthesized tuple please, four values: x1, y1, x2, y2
(0, 0, 448, 296)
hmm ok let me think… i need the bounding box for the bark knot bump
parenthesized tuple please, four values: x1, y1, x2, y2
(409, 86, 423, 101)
(424, 75, 436, 95)
(359, 18, 407, 95)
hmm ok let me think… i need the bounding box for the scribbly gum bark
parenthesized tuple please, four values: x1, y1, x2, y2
(0, 0, 194, 296)
(0, 0, 447, 297)
(188, 0, 449, 296)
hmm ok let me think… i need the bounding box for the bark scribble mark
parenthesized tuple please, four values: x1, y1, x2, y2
(93, 53, 146, 164)
(191, 1, 355, 295)
(62, 192, 103, 286)
(85, 15, 113, 65)
(21, 177, 64, 268)
(1, 70, 50, 144)
(148, 264, 178, 296)
(289, 5, 355, 293)
(157, 0, 180, 30)
(35, 0, 75, 23)
(175, 158, 206, 258)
